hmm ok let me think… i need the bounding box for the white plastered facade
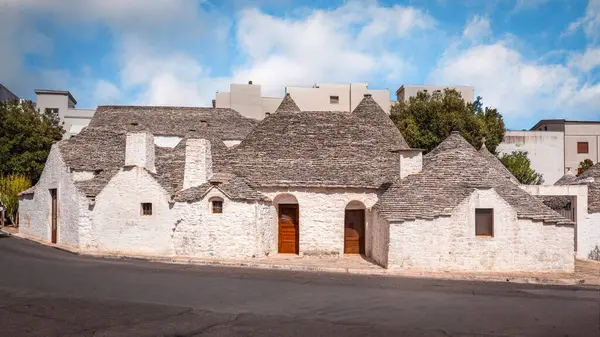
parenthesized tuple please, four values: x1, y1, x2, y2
(373, 188, 574, 272)
(260, 187, 379, 256)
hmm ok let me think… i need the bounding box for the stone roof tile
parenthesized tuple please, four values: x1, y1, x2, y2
(227, 94, 411, 188)
(377, 132, 574, 226)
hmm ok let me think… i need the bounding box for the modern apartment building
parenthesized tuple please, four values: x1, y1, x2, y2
(214, 82, 393, 120)
(396, 85, 475, 103)
(497, 119, 600, 185)
(531, 120, 600, 175)
(35, 89, 96, 139)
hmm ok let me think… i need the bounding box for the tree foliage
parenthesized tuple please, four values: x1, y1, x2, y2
(500, 151, 544, 185)
(390, 90, 505, 154)
(577, 159, 594, 176)
(0, 100, 64, 183)
(0, 174, 32, 225)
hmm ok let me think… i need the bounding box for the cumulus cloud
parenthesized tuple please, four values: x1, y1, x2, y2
(565, 0, 600, 42)
(229, 1, 435, 97)
(462, 16, 491, 42)
(430, 15, 600, 126)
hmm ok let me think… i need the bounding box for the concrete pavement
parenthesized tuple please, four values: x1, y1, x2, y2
(0, 236, 599, 336)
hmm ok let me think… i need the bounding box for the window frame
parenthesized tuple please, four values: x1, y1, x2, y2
(577, 142, 589, 154)
(329, 95, 339, 104)
(475, 208, 494, 237)
(211, 199, 223, 214)
(141, 203, 153, 216)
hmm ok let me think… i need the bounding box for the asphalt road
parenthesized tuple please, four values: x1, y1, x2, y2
(0, 235, 599, 336)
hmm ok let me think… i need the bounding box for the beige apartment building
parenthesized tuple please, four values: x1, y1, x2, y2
(531, 120, 600, 175)
(214, 82, 393, 120)
(397, 85, 474, 103)
(35, 90, 96, 139)
(497, 119, 600, 185)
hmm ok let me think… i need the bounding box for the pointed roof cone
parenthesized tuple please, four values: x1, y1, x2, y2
(555, 168, 578, 185)
(353, 93, 410, 149)
(378, 130, 574, 226)
(275, 93, 300, 114)
(478, 141, 519, 184)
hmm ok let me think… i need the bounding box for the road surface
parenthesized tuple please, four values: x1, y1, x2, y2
(0, 235, 599, 336)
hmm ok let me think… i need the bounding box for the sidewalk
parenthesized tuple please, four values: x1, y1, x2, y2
(5, 227, 600, 287)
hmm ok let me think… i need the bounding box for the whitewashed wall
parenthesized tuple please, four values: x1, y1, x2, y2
(370, 210, 389, 267)
(521, 185, 591, 260)
(18, 145, 84, 247)
(387, 188, 574, 272)
(260, 187, 379, 256)
(172, 188, 276, 258)
(498, 131, 564, 185)
(86, 167, 174, 255)
(582, 212, 600, 260)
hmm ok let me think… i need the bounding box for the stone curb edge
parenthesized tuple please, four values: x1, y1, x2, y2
(8, 232, 595, 287)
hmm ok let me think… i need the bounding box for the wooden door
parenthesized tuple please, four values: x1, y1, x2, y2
(278, 204, 299, 254)
(344, 209, 365, 254)
(50, 189, 57, 244)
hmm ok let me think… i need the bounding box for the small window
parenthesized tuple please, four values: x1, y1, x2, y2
(141, 203, 152, 216)
(475, 208, 493, 237)
(577, 142, 589, 154)
(330, 96, 339, 104)
(544, 126, 547, 131)
(212, 200, 223, 214)
(44, 108, 59, 115)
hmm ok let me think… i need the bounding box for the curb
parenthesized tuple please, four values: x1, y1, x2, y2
(8, 234, 595, 287)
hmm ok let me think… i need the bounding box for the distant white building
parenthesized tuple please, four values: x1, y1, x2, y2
(35, 90, 96, 139)
(214, 82, 393, 120)
(396, 85, 475, 103)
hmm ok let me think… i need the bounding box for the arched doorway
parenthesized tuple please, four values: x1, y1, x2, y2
(273, 194, 299, 254)
(344, 201, 366, 254)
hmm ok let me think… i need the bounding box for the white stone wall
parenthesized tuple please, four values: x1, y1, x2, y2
(18, 145, 85, 247)
(260, 187, 379, 256)
(370, 210, 389, 267)
(85, 167, 175, 255)
(154, 136, 182, 148)
(400, 150, 423, 178)
(582, 212, 600, 260)
(387, 188, 574, 272)
(183, 139, 212, 189)
(520, 185, 590, 259)
(172, 189, 277, 258)
(498, 131, 564, 185)
(125, 132, 155, 173)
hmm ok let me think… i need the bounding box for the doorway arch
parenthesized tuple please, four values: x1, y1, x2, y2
(274, 194, 299, 254)
(344, 201, 366, 254)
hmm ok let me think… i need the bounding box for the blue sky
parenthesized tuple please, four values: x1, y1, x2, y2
(1, 0, 599, 129)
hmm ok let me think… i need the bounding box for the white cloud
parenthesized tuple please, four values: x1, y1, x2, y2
(462, 16, 491, 42)
(430, 16, 600, 125)
(565, 0, 600, 42)
(231, 1, 434, 97)
(568, 48, 600, 71)
(93, 80, 121, 105)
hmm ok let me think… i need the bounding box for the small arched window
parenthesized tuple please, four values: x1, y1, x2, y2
(210, 197, 224, 214)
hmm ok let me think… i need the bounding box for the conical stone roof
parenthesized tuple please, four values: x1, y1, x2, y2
(377, 132, 574, 225)
(478, 143, 519, 184)
(228, 94, 411, 188)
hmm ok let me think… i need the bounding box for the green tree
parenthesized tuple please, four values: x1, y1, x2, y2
(577, 159, 594, 176)
(0, 174, 32, 225)
(500, 151, 544, 185)
(390, 90, 505, 153)
(0, 100, 64, 183)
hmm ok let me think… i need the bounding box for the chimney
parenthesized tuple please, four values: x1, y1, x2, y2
(183, 139, 212, 189)
(125, 132, 155, 173)
(399, 149, 423, 179)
